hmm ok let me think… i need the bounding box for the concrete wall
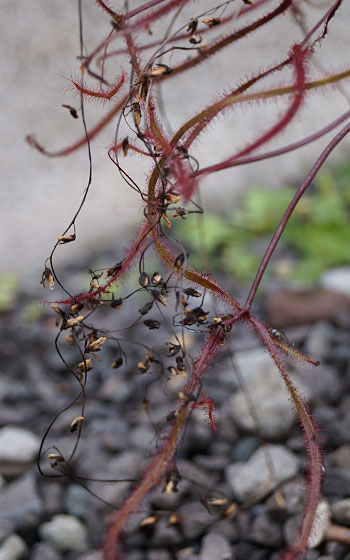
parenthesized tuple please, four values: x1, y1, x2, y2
(2, 0, 349, 288)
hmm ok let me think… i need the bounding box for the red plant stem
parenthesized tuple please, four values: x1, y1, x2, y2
(124, 0, 168, 20)
(197, 44, 307, 176)
(250, 317, 322, 558)
(244, 119, 350, 311)
(222, 110, 350, 167)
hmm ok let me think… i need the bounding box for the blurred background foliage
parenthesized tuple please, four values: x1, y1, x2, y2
(175, 160, 350, 285)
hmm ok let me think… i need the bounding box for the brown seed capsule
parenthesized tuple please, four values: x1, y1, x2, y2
(166, 342, 181, 357)
(70, 416, 84, 433)
(144, 319, 160, 330)
(183, 287, 201, 297)
(189, 34, 202, 44)
(133, 102, 141, 127)
(152, 290, 167, 307)
(206, 497, 228, 506)
(66, 316, 84, 328)
(111, 295, 123, 309)
(48, 452, 64, 462)
(85, 336, 106, 353)
(172, 207, 186, 219)
(112, 357, 123, 368)
(105, 261, 123, 278)
(71, 302, 84, 314)
(122, 137, 129, 156)
(187, 18, 198, 34)
(140, 516, 158, 527)
(174, 253, 185, 270)
(57, 234, 76, 244)
(138, 301, 153, 315)
(40, 267, 55, 291)
(224, 503, 237, 517)
(169, 514, 179, 525)
(137, 76, 149, 101)
(138, 361, 148, 373)
(50, 304, 64, 315)
(77, 358, 92, 374)
(242, 0, 253, 4)
(139, 272, 150, 288)
(202, 17, 221, 27)
(65, 334, 75, 345)
(162, 212, 172, 229)
(151, 272, 162, 285)
(146, 63, 173, 77)
(62, 104, 79, 119)
(165, 192, 180, 204)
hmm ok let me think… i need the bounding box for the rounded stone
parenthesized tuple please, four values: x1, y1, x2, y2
(39, 514, 89, 552)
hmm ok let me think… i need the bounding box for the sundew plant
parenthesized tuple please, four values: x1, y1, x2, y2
(28, 1, 350, 558)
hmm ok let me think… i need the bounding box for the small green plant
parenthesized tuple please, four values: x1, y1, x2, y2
(177, 164, 350, 284)
(27, 1, 350, 559)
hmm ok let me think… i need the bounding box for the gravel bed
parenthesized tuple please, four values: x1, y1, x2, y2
(0, 272, 349, 560)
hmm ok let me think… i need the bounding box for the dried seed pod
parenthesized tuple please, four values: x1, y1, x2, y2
(138, 361, 148, 373)
(48, 452, 65, 462)
(105, 261, 123, 278)
(122, 137, 129, 156)
(242, 0, 253, 4)
(187, 18, 198, 34)
(166, 342, 181, 357)
(212, 317, 222, 325)
(189, 34, 202, 44)
(169, 514, 179, 525)
(71, 303, 84, 315)
(85, 336, 106, 353)
(151, 272, 162, 285)
(70, 416, 84, 433)
(270, 328, 289, 344)
(57, 234, 76, 244)
(62, 104, 79, 119)
(65, 333, 75, 345)
(206, 497, 228, 506)
(174, 253, 186, 270)
(144, 319, 160, 330)
(112, 357, 123, 368)
(162, 212, 171, 229)
(140, 516, 158, 527)
(77, 358, 92, 374)
(146, 63, 173, 77)
(151, 290, 167, 307)
(202, 17, 221, 27)
(111, 295, 123, 309)
(165, 192, 180, 204)
(139, 272, 150, 288)
(138, 301, 153, 315)
(172, 207, 186, 219)
(183, 287, 201, 297)
(181, 312, 197, 326)
(133, 102, 141, 127)
(51, 304, 64, 315)
(65, 315, 84, 328)
(137, 76, 149, 101)
(224, 503, 237, 517)
(40, 267, 55, 291)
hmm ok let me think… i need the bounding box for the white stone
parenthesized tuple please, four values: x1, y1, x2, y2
(0, 426, 40, 463)
(308, 500, 331, 548)
(319, 267, 350, 296)
(226, 444, 299, 503)
(0, 534, 27, 560)
(39, 514, 89, 552)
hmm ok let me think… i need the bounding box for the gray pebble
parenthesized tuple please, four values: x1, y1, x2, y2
(0, 472, 43, 534)
(0, 426, 40, 476)
(64, 484, 91, 518)
(177, 501, 214, 540)
(199, 533, 232, 560)
(0, 535, 27, 560)
(249, 513, 284, 548)
(230, 356, 303, 439)
(226, 445, 299, 503)
(331, 498, 350, 526)
(31, 542, 62, 560)
(148, 548, 173, 560)
(320, 267, 350, 296)
(39, 514, 89, 552)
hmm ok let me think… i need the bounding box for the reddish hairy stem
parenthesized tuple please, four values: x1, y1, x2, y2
(244, 120, 350, 310)
(198, 44, 308, 176)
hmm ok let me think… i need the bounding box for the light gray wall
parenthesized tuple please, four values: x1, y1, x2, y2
(1, 0, 349, 288)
